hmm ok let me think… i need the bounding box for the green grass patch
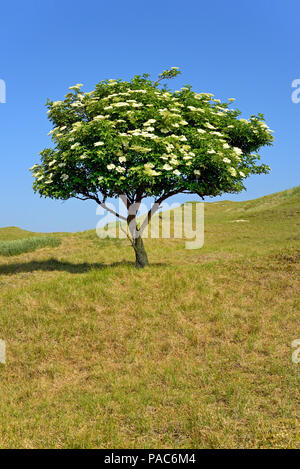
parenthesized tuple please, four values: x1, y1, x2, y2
(0, 237, 61, 256)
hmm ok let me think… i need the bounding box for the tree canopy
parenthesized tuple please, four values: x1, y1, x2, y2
(31, 68, 274, 267)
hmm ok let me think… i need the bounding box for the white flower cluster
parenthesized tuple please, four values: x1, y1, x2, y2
(69, 83, 83, 91)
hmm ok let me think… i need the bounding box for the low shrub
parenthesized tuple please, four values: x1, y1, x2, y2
(0, 237, 61, 256)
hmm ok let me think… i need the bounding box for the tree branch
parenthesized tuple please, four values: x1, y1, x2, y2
(139, 189, 183, 234)
(75, 191, 127, 221)
(100, 202, 127, 221)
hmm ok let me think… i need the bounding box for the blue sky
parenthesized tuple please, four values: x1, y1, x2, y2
(0, 0, 299, 232)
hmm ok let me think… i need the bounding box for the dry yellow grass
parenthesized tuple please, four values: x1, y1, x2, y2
(0, 187, 299, 448)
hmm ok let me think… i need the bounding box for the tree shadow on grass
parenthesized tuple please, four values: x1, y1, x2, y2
(0, 258, 167, 275)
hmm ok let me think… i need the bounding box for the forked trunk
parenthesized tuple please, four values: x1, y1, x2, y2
(133, 235, 149, 268)
(127, 210, 149, 268)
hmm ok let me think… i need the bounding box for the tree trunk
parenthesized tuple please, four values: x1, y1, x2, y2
(133, 235, 149, 268)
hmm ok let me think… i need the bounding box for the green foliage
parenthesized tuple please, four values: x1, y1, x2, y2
(31, 68, 273, 204)
(0, 237, 61, 256)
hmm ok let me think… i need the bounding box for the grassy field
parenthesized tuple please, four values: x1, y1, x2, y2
(0, 186, 299, 448)
(0, 237, 61, 257)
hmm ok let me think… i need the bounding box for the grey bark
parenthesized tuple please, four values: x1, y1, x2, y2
(133, 235, 149, 268)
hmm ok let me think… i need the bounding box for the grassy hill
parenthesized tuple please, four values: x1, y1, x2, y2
(0, 227, 40, 241)
(0, 226, 67, 241)
(0, 187, 299, 448)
